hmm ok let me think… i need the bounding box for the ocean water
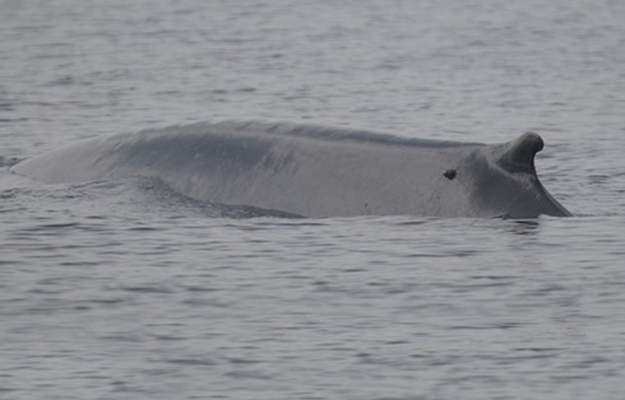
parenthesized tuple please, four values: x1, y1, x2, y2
(1, 1, 625, 399)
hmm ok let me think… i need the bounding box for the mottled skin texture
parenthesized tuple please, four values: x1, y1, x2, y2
(12, 121, 571, 218)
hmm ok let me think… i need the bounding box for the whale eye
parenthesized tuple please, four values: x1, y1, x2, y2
(443, 169, 456, 180)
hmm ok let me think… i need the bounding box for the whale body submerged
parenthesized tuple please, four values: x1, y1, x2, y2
(11, 121, 571, 218)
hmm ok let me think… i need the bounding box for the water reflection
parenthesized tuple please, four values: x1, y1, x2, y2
(507, 219, 541, 236)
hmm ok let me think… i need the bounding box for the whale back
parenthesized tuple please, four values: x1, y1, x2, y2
(11, 121, 571, 218)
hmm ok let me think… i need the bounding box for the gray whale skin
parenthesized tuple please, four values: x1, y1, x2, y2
(12, 121, 571, 218)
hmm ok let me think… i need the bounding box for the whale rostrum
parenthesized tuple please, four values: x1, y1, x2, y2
(11, 121, 572, 218)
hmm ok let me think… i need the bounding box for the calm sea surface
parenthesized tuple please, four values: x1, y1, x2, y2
(1, 1, 625, 399)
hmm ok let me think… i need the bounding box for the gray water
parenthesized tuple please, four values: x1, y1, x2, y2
(1, 1, 625, 399)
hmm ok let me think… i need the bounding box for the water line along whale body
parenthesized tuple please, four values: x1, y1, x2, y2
(11, 121, 572, 218)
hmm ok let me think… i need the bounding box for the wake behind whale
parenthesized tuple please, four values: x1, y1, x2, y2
(11, 121, 571, 218)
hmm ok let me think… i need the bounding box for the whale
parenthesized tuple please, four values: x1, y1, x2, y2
(11, 121, 571, 218)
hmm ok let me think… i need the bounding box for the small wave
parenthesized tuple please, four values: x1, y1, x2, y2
(0, 155, 22, 168)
